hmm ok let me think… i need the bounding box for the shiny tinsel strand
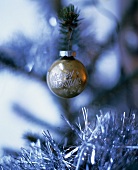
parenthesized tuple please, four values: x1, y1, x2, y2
(0, 108, 138, 170)
(0, 131, 71, 170)
(64, 108, 138, 170)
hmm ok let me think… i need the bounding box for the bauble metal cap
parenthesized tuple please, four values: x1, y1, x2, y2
(59, 51, 76, 57)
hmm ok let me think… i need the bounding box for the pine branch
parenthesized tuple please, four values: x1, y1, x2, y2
(58, 4, 81, 50)
(91, 69, 138, 106)
(12, 103, 63, 135)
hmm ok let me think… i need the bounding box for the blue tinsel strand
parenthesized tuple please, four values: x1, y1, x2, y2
(64, 108, 138, 170)
(0, 108, 138, 170)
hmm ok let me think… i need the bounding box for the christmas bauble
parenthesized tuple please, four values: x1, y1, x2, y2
(47, 51, 87, 98)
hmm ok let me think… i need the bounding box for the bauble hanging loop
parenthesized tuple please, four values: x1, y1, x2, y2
(47, 51, 87, 98)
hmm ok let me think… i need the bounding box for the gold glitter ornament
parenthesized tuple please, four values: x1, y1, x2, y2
(47, 51, 87, 98)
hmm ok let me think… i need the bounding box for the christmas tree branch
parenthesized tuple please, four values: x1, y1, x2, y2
(59, 4, 80, 50)
(91, 69, 138, 106)
(12, 103, 64, 135)
(0, 51, 46, 82)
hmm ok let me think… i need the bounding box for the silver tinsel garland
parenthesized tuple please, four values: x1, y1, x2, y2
(0, 108, 138, 170)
